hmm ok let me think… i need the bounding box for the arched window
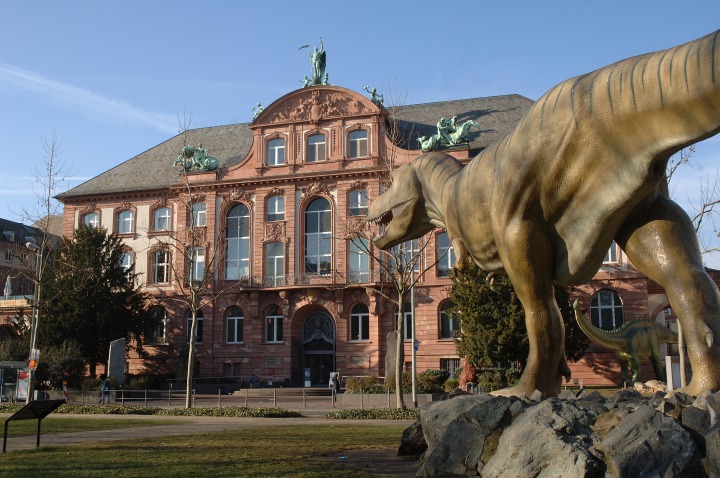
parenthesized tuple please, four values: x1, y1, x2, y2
(350, 303, 369, 341)
(265, 305, 283, 343)
(153, 207, 171, 231)
(226, 204, 251, 280)
(116, 210, 134, 234)
(349, 190, 368, 216)
(186, 309, 203, 344)
(307, 134, 326, 162)
(119, 250, 133, 272)
(590, 290, 624, 330)
(226, 306, 244, 344)
(267, 196, 285, 221)
(440, 301, 460, 339)
(148, 307, 168, 345)
(436, 232, 456, 277)
(304, 197, 332, 275)
(267, 138, 285, 166)
(83, 212, 99, 228)
(348, 130, 368, 158)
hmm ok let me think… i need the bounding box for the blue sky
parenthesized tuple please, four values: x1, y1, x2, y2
(2, 1, 720, 262)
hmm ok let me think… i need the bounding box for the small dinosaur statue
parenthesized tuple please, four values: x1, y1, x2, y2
(573, 300, 678, 384)
(368, 30, 720, 398)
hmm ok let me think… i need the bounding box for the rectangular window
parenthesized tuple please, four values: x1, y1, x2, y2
(4, 249, 11, 263)
(350, 308, 370, 341)
(265, 242, 285, 286)
(152, 250, 170, 283)
(83, 212, 99, 228)
(226, 315, 244, 343)
(437, 232, 456, 277)
(267, 196, 285, 221)
(186, 315, 203, 344)
(348, 238, 369, 283)
(307, 134, 326, 162)
(348, 130, 368, 158)
(390, 240, 420, 272)
(154, 207, 171, 231)
(267, 138, 285, 166)
(119, 252, 133, 272)
(188, 247, 205, 282)
(349, 190, 368, 216)
(192, 202, 206, 227)
(603, 241, 620, 264)
(440, 358, 461, 377)
(265, 313, 283, 343)
(117, 210, 134, 234)
(396, 308, 413, 341)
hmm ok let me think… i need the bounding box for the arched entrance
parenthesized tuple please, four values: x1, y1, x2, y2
(302, 311, 335, 386)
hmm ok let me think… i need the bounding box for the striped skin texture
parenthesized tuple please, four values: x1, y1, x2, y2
(369, 30, 720, 398)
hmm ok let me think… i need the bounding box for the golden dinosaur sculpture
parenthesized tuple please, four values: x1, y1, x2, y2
(573, 300, 678, 383)
(368, 30, 720, 398)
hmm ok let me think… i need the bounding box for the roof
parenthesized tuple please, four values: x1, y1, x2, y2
(0, 217, 45, 247)
(58, 93, 533, 200)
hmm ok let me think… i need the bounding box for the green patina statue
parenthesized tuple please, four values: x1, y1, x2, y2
(299, 37, 327, 86)
(252, 103, 264, 120)
(173, 143, 219, 172)
(573, 301, 678, 383)
(368, 30, 720, 398)
(418, 116, 481, 152)
(363, 85, 384, 106)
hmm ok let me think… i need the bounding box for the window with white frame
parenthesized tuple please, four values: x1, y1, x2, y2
(590, 290, 624, 330)
(186, 309, 203, 344)
(395, 303, 413, 340)
(304, 197, 332, 275)
(350, 303, 370, 341)
(264, 241, 285, 286)
(226, 306, 244, 344)
(349, 190, 368, 216)
(603, 240, 620, 264)
(265, 305, 283, 343)
(151, 250, 170, 283)
(390, 239, 420, 272)
(437, 232, 456, 277)
(348, 130, 368, 158)
(267, 138, 285, 166)
(226, 204, 250, 280)
(266, 196, 285, 221)
(191, 202, 206, 227)
(307, 134, 326, 162)
(149, 307, 168, 345)
(153, 207, 171, 231)
(119, 251, 133, 272)
(440, 300, 460, 339)
(4, 249, 11, 263)
(188, 247, 205, 282)
(83, 212, 99, 228)
(348, 238, 369, 283)
(116, 210, 134, 234)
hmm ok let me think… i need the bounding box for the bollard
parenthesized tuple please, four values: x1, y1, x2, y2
(121, 387, 124, 406)
(168, 385, 172, 406)
(218, 388, 221, 407)
(81, 389, 85, 405)
(192, 389, 196, 407)
(387, 390, 390, 408)
(144, 389, 148, 406)
(244, 389, 248, 407)
(273, 389, 277, 408)
(303, 389, 306, 408)
(360, 393, 364, 408)
(331, 389, 335, 408)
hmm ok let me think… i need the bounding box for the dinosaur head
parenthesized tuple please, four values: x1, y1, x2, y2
(367, 162, 435, 250)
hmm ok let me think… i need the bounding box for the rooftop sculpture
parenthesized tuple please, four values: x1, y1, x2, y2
(368, 29, 720, 398)
(418, 116, 481, 152)
(363, 85, 384, 106)
(173, 144, 219, 173)
(299, 38, 328, 86)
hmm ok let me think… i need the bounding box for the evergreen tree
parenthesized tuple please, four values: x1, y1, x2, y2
(37, 225, 155, 376)
(451, 262, 589, 370)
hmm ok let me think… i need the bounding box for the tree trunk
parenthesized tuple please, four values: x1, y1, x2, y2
(185, 308, 198, 408)
(395, 312, 406, 409)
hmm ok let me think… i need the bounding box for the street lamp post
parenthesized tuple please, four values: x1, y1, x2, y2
(25, 242, 41, 404)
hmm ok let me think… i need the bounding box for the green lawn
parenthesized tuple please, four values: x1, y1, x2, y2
(3, 417, 183, 437)
(0, 425, 407, 477)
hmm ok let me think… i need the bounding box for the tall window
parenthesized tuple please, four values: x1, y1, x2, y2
(119, 251, 133, 272)
(440, 300, 460, 339)
(267, 196, 285, 221)
(348, 238, 369, 283)
(603, 241, 620, 264)
(186, 310, 203, 344)
(590, 290, 624, 330)
(390, 239, 420, 272)
(348, 130, 368, 158)
(265, 305, 283, 343)
(267, 138, 285, 166)
(349, 190, 368, 216)
(192, 202, 206, 227)
(307, 134, 326, 162)
(153, 207, 171, 231)
(350, 303, 370, 341)
(151, 250, 170, 283)
(304, 198, 332, 275)
(396, 303, 413, 340)
(83, 212, 99, 228)
(226, 306, 244, 344)
(117, 210, 134, 234)
(437, 232, 456, 277)
(188, 247, 205, 282)
(4, 249, 11, 263)
(265, 242, 285, 286)
(149, 307, 168, 345)
(226, 204, 250, 280)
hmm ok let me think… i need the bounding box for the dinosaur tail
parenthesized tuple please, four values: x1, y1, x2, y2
(572, 300, 626, 350)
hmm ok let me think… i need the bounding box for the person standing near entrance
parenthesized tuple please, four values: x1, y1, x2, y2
(330, 372, 340, 403)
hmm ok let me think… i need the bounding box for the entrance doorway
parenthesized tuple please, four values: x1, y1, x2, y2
(302, 312, 335, 386)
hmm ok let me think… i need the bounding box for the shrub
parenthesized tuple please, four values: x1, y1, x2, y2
(344, 375, 383, 393)
(324, 408, 419, 420)
(417, 369, 450, 393)
(475, 367, 520, 392)
(444, 379, 459, 392)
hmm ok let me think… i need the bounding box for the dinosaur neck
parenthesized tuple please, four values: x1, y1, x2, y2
(413, 153, 463, 228)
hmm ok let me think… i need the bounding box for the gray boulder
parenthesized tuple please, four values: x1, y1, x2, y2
(481, 399, 604, 478)
(397, 419, 427, 457)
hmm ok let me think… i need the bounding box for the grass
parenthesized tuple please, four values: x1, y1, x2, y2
(3, 417, 183, 437)
(0, 425, 408, 477)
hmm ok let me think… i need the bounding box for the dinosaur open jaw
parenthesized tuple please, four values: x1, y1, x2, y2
(369, 209, 393, 227)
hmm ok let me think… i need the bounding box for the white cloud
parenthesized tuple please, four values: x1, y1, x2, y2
(0, 64, 177, 134)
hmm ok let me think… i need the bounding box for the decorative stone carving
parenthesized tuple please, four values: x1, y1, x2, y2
(264, 222, 288, 243)
(120, 201, 133, 210)
(153, 196, 169, 208)
(222, 188, 253, 206)
(345, 217, 368, 238)
(80, 203, 96, 214)
(269, 90, 372, 125)
(267, 187, 284, 197)
(348, 180, 368, 192)
(302, 182, 331, 196)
